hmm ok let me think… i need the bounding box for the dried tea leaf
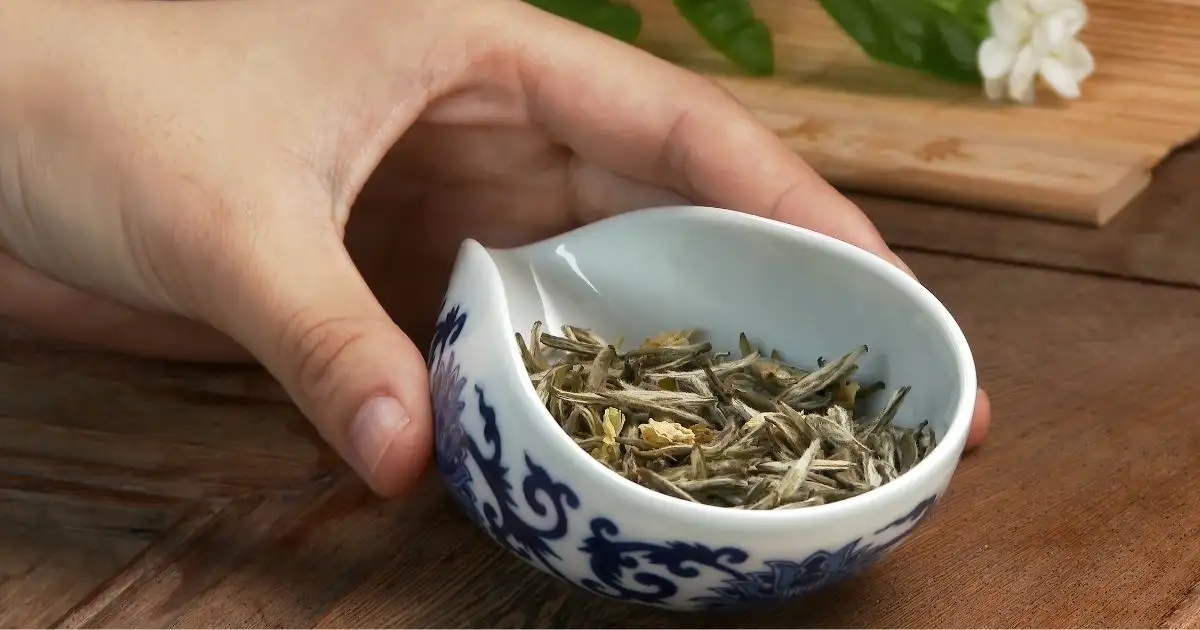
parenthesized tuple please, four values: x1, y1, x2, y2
(621, 448, 638, 480)
(775, 496, 825, 510)
(754, 460, 839, 475)
(706, 458, 751, 478)
(744, 476, 773, 503)
(586, 346, 617, 392)
(775, 345, 867, 406)
(732, 385, 777, 412)
(564, 325, 607, 346)
(676, 477, 749, 494)
(897, 429, 919, 472)
(631, 444, 695, 459)
(862, 385, 912, 435)
(806, 411, 868, 451)
(540, 331, 603, 357)
(916, 420, 938, 457)
(762, 413, 808, 456)
(519, 321, 935, 511)
(700, 422, 739, 456)
(636, 467, 698, 502)
(554, 389, 711, 426)
(863, 454, 884, 488)
(775, 440, 820, 502)
(579, 405, 602, 437)
(690, 444, 709, 480)
(739, 332, 757, 358)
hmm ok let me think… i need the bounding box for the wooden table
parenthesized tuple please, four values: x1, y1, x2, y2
(4, 145, 1200, 629)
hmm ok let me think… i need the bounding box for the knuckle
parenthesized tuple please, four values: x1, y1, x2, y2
(280, 308, 370, 408)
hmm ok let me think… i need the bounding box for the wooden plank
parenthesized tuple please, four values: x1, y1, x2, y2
(0, 414, 337, 500)
(0, 332, 288, 404)
(66, 475, 464, 628)
(13, 251, 1195, 627)
(0, 489, 188, 628)
(628, 0, 1200, 224)
(54, 503, 227, 630)
(0, 336, 343, 500)
(858, 143, 1200, 288)
(772, 113, 1154, 226)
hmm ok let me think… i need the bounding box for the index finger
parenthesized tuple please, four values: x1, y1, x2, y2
(504, 0, 903, 269)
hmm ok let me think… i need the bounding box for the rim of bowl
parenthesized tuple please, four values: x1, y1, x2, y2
(488, 205, 978, 527)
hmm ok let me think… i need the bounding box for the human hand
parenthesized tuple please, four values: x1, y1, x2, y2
(0, 0, 990, 496)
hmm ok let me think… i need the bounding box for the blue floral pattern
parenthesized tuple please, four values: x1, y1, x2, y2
(428, 303, 579, 581)
(428, 301, 939, 610)
(690, 496, 938, 608)
(430, 351, 473, 515)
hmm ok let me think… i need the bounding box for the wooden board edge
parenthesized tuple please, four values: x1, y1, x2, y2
(731, 106, 1161, 225)
(822, 163, 1150, 227)
(1095, 166, 1154, 227)
(787, 145, 1150, 226)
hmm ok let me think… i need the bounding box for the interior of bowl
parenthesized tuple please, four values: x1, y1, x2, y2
(488, 206, 973, 449)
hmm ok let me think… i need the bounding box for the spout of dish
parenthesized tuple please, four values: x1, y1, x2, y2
(429, 238, 550, 430)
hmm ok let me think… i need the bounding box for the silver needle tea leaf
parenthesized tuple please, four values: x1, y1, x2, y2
(516, 323, 938, 510)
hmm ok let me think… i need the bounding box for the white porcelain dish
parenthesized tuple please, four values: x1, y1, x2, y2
(427, 205, 976, 611)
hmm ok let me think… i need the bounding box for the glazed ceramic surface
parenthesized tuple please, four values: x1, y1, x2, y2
(427, 206, 976, 611)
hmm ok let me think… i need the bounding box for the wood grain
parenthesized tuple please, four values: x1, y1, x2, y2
(0, 335, 341, 501)
(0, 490, 188, 628)
(858, 142, 1200, 288)
(627, 0, 1200, 224)
(1163, 581, 1200, 630)
(3, 247, 1199, 627)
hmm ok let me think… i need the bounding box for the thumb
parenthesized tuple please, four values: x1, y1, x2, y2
(203, 224, 432, 497)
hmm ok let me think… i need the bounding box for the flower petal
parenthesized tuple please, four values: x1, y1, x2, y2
(1029, 0, 1082, 17)
(1039, 55, 1081, 98)
(978, 37, 1019, 78)
(1032, 13, 1073, 51)
(1069, 9, 1088, 35)
(1002, 0, 1037, 20)
(1007, 44, 1040, 101)
(1059, 38, 1096, 80)
(1056, 4, 1089, 39)
(989, 0, 1033, 42)
(984, 76, 1007, 101)
(1011, 80, 1037, 104)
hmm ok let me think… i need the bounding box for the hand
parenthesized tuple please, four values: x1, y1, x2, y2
(0, 0, 991, 497)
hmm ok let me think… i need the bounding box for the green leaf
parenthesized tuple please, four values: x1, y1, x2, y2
(674, 0, 775, 76)
(815, 0, 992, 83)
(525, 0, 643, 43)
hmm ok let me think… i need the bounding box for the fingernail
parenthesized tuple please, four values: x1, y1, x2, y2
(349, 396, 410, 476)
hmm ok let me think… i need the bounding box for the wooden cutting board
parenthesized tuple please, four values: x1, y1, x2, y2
(628, 0, 1200, 225)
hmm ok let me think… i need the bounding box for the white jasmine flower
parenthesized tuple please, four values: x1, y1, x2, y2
(977, 0, 1095, 104)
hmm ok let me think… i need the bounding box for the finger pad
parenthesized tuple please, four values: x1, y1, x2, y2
(966, 388, 992, 450)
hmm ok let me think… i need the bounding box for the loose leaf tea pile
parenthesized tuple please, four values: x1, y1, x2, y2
(516, 322, 938, 510)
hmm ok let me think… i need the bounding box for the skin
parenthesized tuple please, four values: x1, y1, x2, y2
(0, 0, 990, 497)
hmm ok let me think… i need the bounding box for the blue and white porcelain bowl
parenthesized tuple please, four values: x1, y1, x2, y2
(427, 205, 976, 612)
